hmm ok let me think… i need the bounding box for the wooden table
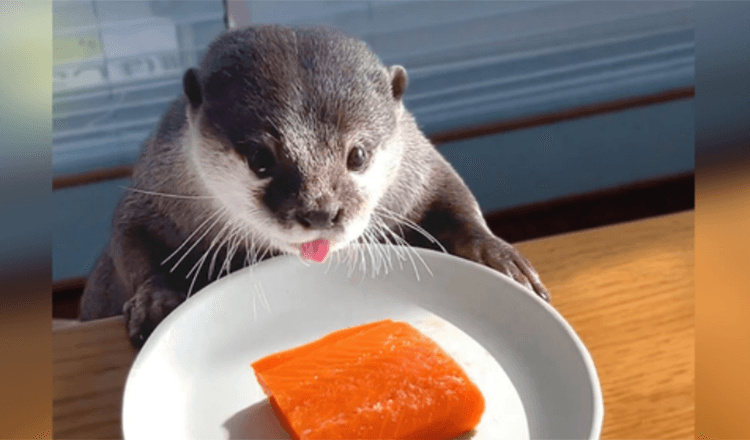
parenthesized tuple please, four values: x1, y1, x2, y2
(53, 211, 694, 439)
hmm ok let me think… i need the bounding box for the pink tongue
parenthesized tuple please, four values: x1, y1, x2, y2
(300, 239, 330, 263)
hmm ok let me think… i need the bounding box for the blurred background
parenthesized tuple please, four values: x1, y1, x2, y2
(694, 2, 750, 438)
(51, 0, 695, 316)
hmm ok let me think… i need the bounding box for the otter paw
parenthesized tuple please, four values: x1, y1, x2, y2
(123, 286, 186, 348)
(477, 237, 550, 302)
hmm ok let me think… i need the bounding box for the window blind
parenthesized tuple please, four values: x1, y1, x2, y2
(53, 1, 694, 176)
(235, 1, 694, 134)
(52, 0, 226, 176)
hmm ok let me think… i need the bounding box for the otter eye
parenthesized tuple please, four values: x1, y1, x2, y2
(248, 146, 276, 178)
(347, 146, 367, 171)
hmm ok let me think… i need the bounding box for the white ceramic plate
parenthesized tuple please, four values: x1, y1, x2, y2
(122, 245, 603, 439)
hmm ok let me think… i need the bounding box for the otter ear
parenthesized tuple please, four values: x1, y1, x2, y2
(183, 68, 203, 107)
(389, 65, 408, 101)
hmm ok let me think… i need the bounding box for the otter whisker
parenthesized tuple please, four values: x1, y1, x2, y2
(221, 223, 244, 277)
(249, 281, 268, 323)
(243, 230, 261, 270)
(251, 240, 265, 267)
(371, 230, 386, 276)
(394, 233, 434, 279)
(186, 241, 213, 298)
(257, 243, 272, 267)
(343, 243, 356, 278)
(242, 220, 273, 269)
(391, 236, 421, 281)
(370, 215, 399, 273)
(235, 231, 251, 266)
(186, 230, 217, 282)
(206, 220, 234, 280)
(185, 217, 233, 286)
(186, 248, 207, 282)
(324, 247, 335, 274)
(243, 234, 252, 267)
(371, 228, 390, 276)
(374, 226, 391, 275)
(350, 244, 359, 278)
(219, 226, 242, 279)
(374, 226, 393, 275)
(362, 228, 380, 277)
(353, 240, 364, 278)
(380, 210, 443, 252)
(348, 240, 362, 278)
(375, 207, 447, 254)
(121, 186, 217, 200)
(243, 210, 273, 264)
(163, 206, 226, 268)
(258, 282, 271, 313)
(372, 208, 438, 279)
(371, 213, 410, 268)
(375, 222, 407, 272)
(376, 218, 428, 281)
(358, 238, 368, 277)
(168, 207, 228, 273)
(243, 238, 261, 269)
(226, 225, 245, 275)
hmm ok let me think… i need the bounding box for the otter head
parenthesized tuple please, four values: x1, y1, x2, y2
(181, 25, 409, 261)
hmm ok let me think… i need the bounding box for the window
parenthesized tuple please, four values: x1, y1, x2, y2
(53, 0, 226, 176)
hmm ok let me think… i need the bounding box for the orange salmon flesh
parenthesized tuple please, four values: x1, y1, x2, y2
(251, 319, 485, 439)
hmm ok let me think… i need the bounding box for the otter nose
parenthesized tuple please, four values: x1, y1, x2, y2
(296, 207, 343, 229)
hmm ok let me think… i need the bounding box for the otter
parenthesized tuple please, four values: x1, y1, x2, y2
(79, 25, 550, 348)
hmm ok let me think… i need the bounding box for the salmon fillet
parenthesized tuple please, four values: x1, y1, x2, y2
(251, 319, 485, 439)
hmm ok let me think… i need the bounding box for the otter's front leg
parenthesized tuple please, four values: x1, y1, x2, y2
(122, 278, 186, 348)
(454, 232, 550, 302)
(410, 166, 550, 302)
(109, 225, 189, 348)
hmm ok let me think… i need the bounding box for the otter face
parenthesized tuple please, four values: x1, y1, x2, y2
(183, 25, 409, 258)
